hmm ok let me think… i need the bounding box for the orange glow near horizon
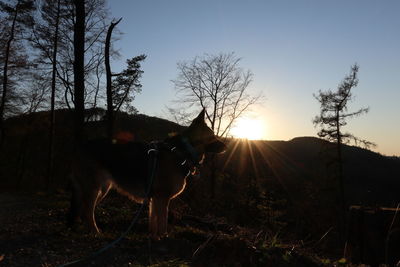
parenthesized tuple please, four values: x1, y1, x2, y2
(230, 117, 266, 140)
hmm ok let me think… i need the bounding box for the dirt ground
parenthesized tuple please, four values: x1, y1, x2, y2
(0, 192, 321, 267)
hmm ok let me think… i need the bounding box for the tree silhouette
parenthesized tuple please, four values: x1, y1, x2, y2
(0, 0, 35, 145)
(313, 63, 375, 237)
(41, 0, 109, 110)
(111, 55, 146, 114)
(73, 0, 85, 144)
(170, 52, 261, 137)
(32, 0, 63, 189)
(104, 18, 145, 140)
(171, 52, 262, 198)
(105, 18, 122, 140)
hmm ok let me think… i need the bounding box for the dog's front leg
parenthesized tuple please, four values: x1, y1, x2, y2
(149, 197, 169, 239)
(149, 198, 159, 240)
(157, 197, 170, 238)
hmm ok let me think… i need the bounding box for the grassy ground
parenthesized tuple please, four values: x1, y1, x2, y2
(0, 191, 331, 267)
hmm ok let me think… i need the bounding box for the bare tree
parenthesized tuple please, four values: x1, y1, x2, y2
(73, 0, 85, 144)
(31, 0, 63, 189)
(171, 52, 262, 198)
(0, 0, 35, 145)
(32, 0, 109, 135)
(47, 0, 61, 189)
(45, 0, 109, 110)
(313, 63, 375, 237)
(171, 52, 261, 137)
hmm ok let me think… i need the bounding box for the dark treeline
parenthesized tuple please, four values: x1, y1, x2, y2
(0, 0, 145, 147)
(0, 0, 145, 189)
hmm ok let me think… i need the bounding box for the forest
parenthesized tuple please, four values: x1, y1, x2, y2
(1, 0, 400, 266)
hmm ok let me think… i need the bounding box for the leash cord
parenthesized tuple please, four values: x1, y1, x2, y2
(57, 146, 159, 267)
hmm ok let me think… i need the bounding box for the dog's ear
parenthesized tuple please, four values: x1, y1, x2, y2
(191, 108, 206, 125)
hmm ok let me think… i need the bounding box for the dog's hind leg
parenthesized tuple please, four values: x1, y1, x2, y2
(80, 187, 102, 234)
(95, 181, 112, 206)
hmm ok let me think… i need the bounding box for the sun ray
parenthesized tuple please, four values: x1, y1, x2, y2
(252, 141, 294, 200)
(222, 138, 242, 171)
(247, 139, 261, 181)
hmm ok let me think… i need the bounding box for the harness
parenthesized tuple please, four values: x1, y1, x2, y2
(157, 136, 202, 177)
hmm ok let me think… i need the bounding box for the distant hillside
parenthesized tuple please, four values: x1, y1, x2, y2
(220, 137, 400, 207)
(4, 108, 184, 141)
(1, 110, 399, 209)
(285, 136, 399, 206)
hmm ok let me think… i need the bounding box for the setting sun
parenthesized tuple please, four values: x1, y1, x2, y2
(230, 117, 265, 140)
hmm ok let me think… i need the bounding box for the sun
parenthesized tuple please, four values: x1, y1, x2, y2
(230, 117, 265, 140)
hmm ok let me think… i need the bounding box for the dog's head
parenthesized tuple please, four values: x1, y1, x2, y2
(184, 109, 227, 154)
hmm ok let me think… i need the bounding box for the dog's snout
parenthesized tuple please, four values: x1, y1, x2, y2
(206, 140, 227, 153)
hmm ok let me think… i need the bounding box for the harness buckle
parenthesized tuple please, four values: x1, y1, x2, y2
(148, 141, 159, 155)
(147, 148, 158, 155)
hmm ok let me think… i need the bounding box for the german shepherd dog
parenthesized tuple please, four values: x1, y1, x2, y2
(68, 110, 226, 239)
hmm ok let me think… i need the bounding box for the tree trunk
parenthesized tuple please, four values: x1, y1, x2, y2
(336, 111, 346, 240)
(105, 18, 122, 141)
(73, 0, 85, 145)
(46, 0, 61, 191)
(16, 132, 30, 190)
(0, 6, 19, 147)
(209, 154, 218, 199)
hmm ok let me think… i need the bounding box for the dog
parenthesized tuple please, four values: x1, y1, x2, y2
(67, 109, 226, 239)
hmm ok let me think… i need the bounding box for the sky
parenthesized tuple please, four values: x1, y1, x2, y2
(108, 0, 400, 156)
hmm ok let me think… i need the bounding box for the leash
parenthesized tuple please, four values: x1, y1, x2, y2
(57, 144, 159, 267)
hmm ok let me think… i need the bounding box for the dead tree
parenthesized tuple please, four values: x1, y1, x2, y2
(105, 18, 122, 140)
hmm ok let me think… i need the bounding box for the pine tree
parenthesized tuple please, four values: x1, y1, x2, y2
(313, 63, 375, 238)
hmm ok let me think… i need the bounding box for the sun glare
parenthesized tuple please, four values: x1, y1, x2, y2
(231, 117, 265, 140)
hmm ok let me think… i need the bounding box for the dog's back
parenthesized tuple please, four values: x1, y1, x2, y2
(72, 139, 153, 201)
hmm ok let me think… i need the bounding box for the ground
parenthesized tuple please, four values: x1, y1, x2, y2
(0, 191, 326, 267)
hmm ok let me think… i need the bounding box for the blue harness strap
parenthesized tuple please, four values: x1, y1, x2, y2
(181, 137, 201, 164)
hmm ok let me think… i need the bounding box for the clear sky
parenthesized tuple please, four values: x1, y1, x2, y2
(108, 0, 400, 156)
